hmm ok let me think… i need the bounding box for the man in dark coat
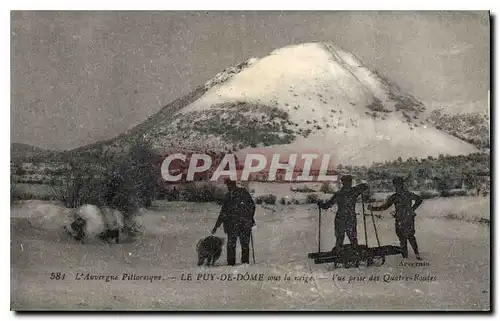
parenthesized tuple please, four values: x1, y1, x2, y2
(212, 179, 256, 265)
(368, 177, 423, 260)
(318, 175, 369, 249)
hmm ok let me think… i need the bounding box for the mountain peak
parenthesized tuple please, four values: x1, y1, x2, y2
(183, 42, 425, 116)
(74, 42, 478, 166)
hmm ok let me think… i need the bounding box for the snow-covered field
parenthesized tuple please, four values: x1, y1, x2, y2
(11, 196, 490, 310)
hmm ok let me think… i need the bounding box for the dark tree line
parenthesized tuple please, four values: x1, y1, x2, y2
(341, 152, 489, 194)
(51, 138, 159, 234)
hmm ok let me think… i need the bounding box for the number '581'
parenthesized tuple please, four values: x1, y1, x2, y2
(50, 272, 66, 280)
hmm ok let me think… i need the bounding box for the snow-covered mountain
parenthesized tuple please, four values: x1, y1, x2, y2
(76, 42, 479, 167)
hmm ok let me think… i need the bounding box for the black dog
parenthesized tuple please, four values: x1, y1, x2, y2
(99, 228, 120, 244)
(69, 216, 120, 244)
(196, 236, 224, 266)
(70, 217, 87, 242)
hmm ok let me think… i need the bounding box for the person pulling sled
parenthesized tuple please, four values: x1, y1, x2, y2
(368, 177, 423, 260)
(317, 175, 369, 249)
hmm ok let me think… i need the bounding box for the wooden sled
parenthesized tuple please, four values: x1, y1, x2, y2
(313, 245, 401, 268)
(309, 245, 401, 259)
(310, 199, 401, 269)
(308, 251, 334, 259)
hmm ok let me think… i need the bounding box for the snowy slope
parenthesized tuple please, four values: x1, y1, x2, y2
(76, 42, 478, 167)
(147, 43, 476, 166)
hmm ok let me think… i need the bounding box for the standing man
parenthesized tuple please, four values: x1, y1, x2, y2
(318, 175, 369, 249)
(212, 179, 256, 266)
(368, 177, 423, 260)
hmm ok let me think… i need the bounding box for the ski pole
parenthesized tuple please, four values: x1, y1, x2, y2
(370, 209, 381, 247)
(250, 230, 256, 264)
(318, 206, 322, 253)
(362, 198, 368, 247)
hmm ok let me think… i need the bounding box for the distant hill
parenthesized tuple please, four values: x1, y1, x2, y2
(11, 143, 55, 162)
(68, 42, 478, 167)
(18, 42, 485, 169)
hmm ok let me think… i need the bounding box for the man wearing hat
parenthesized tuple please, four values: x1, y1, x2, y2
(212, 179, 256, 265)
(318, 175, 370, 249)
(368, 177, 423, 260)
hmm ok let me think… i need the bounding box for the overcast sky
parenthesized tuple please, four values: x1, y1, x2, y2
(11, 11, 490, 150)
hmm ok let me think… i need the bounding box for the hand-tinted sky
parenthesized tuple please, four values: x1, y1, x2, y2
(11, 11, 490, 150)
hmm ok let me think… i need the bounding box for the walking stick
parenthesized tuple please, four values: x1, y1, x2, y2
(318, 206, 322, 253)
(370, 209, 381, 247)
(362, 198, 368, 247)
(250, 230, 256, 264)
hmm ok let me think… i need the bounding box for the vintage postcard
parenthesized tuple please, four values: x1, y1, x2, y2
(10, 11, 490, 311)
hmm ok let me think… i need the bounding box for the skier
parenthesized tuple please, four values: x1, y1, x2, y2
(318, 175, 369, 249)
(368, 177, 423, 260)
(212, 179, 256, 265)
